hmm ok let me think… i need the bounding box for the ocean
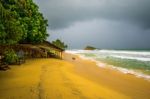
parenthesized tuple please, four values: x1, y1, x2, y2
(66, 49, 150, 81)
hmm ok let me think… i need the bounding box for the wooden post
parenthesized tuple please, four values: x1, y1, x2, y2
(59, 51, 62, 59)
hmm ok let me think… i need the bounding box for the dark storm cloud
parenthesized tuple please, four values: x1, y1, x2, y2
(34, 0, 150, 30)
(48, 19, 150, 49)
(34, 0, 150, 49)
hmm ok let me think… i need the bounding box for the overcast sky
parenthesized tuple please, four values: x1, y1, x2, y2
(34, 0, 150, 49)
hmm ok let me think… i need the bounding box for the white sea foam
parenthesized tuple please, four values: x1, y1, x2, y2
(110, 55, 150, 61)
(99, 50, 150, 55)
(96, 58, 150, 81)
(99, 50, 150, 61)
(65, 50, 94, 54)
(66, 49, 150, 62)
(110, 66, 150, 80)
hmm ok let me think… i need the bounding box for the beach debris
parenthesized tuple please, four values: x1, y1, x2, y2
(72, 57, 76, 60)
(0, 55, 10, 71)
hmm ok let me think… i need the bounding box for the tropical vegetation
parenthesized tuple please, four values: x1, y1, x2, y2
(0, 0, 48, 45)
(3, 49, 18, 64)
(52, 39, 68, 50)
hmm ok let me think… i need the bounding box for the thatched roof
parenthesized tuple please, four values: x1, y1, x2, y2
(41, 41, 64, 51)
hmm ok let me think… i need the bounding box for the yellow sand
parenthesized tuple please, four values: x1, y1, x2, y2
(0, 53, 150, 99)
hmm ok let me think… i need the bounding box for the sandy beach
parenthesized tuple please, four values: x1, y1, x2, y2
(0, 53, 150, 99)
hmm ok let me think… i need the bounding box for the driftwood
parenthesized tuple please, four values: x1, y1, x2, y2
(0, 57, 10, 71)
(0, 64, 10, 71)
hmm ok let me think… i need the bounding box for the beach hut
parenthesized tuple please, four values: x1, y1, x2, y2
(40, 41, 64, 59)
(0, 42, 64, 59)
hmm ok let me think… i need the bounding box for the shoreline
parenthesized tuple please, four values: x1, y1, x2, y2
(74, 53, 150, 81)
(65, 51, 150, 81)
(0, 53, 150, 98)
(64, 52, 150, 99)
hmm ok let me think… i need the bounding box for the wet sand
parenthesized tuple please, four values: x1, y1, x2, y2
(0, 53, 150, 99)
(64, 53, 150, 99)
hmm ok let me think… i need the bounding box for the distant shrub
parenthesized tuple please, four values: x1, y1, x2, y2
(3, 49, 18, 64)
(52, 39, 68, 50)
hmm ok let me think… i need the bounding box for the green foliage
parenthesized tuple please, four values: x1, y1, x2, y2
(3, 49, 18, 64)
(0, 0, 48, 44)
(0, 1, 23, 44)
(52, 39, 68, 50)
